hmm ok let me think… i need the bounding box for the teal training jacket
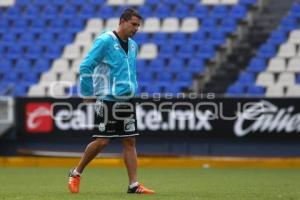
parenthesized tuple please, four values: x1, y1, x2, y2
(79, 31, 138, 101)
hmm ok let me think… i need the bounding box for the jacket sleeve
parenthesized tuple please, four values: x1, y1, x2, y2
(79, 36, 108, 97)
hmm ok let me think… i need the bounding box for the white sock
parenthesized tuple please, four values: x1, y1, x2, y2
(72, 169, 81, 176)
(129, 182, 139, 189)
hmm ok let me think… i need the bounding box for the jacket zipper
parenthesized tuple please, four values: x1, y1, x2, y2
(119, 43, 132, 92)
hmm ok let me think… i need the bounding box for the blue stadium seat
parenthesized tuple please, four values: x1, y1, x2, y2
(4, 73, 19, 83)
(148, 59, 165, 72)
(177, 45, 194, 59)
(24, 6, 39, 20)
(197, 44, 215, 60)
(0, 60, 12, 71)
(138, 71, 153, 83)
(220, 18, 237, 33)
(279, 16, 298, 31)
(154, 5, 171, 19)
(78, 5, 95, 19)
(257, 43, 276, 59)
(145, 0, 160, 6)
(137, 60, 147, 70)
(230, 5, 247, 20)
(227, 84, 245, 96)
(66, 19, 85, 33)
(71, 0, 86, 6)
(176, 73, 193, 85)
(49, 19, 65, 33)
(240, 0, 257, 6)
(134, 33, 149, 44)
(191, 5, 209, 19)
(61, 5, 77, 20)
(290, 4, 300, 17)
(1, 34, 17, 46)
(42, 6, 58, 20)
(168, 58, 184, 72)
(33, 59, 49, 73)
(53, 0, 69, 6)
(296, 74, 300, 84)
(0, 18, 9, 33)
(237, 72, 255, 84)
(209, 31, 226, 46)
(57, 32, 74, 44)
(188, 31, 206, 46)
(169, 33, 188, 46)
(31, 19, 47, 34)
(162, 0, 177, 6)
(26, 46, 43, 59)
(157, 73, 172, 82)
(88, 0, 106, 6)
(246, 85, 265, 96)
(152, 33, 168, 46)
(22, 72, 39, 84)
(34, 0, 49, 7)
(14, 59, 31, 72)
(159, 45, 176, 59)
(12, 19, 29, 34)
(19, 33, 36, 46)
(44, 45, 61, 59)
(99, 6, 115, 19)
(211, 6, 228, 19)
(247, 58, 266, 72)
(6, 46, 23, 59)
(16, 0, 32, 6)
(181, 0, 199, 6)
(268, 30, 287, 45)
(38, 32, 55, 45)
(174, 5, 190, 19)
(13, 85, 28, 96)
(201, 18, 218, 33)
(6, 7, 22, 20)
(138, 6, 152, 18)
(187, 58, 205, 74)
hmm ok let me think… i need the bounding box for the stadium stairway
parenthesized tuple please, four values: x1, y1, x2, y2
(201, 0, 297, 95)
(225, 0, 300, 97)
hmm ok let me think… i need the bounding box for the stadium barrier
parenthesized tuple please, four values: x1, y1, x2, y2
(7, 97, 300, 157)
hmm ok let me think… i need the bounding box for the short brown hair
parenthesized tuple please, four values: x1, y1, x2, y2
(120, 8, 143, 22)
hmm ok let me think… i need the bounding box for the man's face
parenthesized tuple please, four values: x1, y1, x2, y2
(121, 16, 141, 38)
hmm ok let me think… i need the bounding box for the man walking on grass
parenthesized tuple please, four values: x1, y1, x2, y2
(68, 8, 155, 195)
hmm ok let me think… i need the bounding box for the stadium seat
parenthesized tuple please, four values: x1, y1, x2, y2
(277, 43, 297, 58)
(247, 58, 266, 72)
(174, 5, 190, 19)
(151, 32, 168, 45)
(154, 5, 171, 19)
(227, 84, 245, 96)
(127, 0, 145, 6)
(266, 58, 286, 72)
(85, 18, 104, 34)
(287, 57, 300, 72)
(138, 44, 158, 60)
(265, 85, 285, 97)
(181, 18, 199, 33)
(161, 18, 180, 33)
(246, 85, 265, 96)
(142, 18, 160, 33)
(277, 72, 295, 86)
(257, 44, 277, 59)
(237, 72, 256, 84)
(256, 72, 275, 87)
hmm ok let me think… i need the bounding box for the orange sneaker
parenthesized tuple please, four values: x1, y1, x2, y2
(127, 183, 155, 194)
(68, 169, 81, 193)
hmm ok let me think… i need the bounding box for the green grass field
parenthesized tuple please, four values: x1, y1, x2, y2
(0, 167, 300, 200)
